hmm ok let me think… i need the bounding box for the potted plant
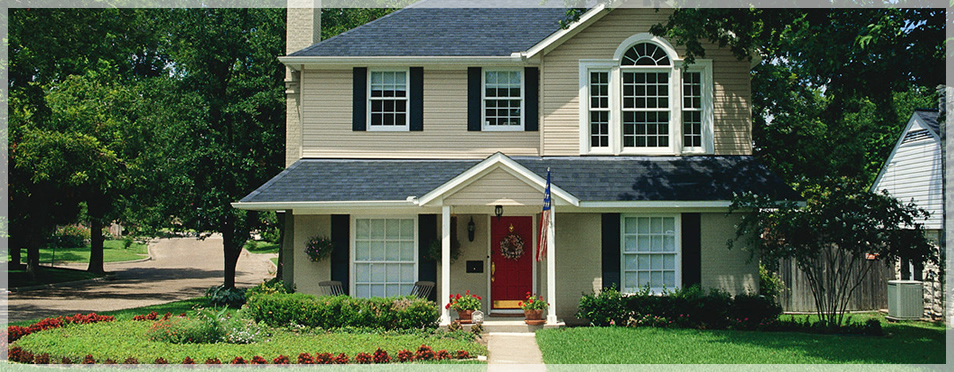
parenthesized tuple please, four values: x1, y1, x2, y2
(520, 292, 548, 325)
(304, 235, 334, 262)
(445, 290, 482, 324)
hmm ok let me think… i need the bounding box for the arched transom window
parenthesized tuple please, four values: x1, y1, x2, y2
(580, 35, 713, 155)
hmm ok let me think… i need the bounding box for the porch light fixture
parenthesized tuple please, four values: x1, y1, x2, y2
(467, 217, 476, 242)
(494, 205, 503, 220)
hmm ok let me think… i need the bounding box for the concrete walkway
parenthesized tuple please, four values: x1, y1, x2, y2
(4, 236, 275, 323)
(486, 332, 547, 371)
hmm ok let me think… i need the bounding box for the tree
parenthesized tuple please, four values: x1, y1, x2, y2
(155, 8, 286, 288)
(647, 8, 946, 188)
(729, 178, 936, 328)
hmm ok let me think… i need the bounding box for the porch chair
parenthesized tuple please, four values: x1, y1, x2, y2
(409, 281, 435, 299)
(318, 280, 345, 296)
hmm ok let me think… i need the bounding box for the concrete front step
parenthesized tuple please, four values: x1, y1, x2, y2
(457, 316, 564, 333)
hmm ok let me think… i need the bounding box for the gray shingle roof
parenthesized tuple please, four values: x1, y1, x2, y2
(914, 109, 940, 137)
(289, 4, 567, 57)
(239, 156, 799, 204)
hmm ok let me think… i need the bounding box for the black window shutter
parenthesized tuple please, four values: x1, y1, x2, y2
(601, 213, 621, 290)
(681, 213, 702, 288)
(524, 67, 539, 131)
(467, 67, 482, 131)
(417, 214, 438, 301)
(331, 215, 351, 295)
(353, 67, 367, 131)
(409, 67, 424, 131)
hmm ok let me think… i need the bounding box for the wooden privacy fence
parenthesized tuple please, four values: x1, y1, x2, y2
(777, 258, 895, 313)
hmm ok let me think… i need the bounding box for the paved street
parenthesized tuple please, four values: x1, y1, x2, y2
(4, 236, 275, 323)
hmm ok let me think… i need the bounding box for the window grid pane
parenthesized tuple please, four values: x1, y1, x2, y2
(622, 72, 669, 148)
(589, 71, 610, 148)
(485, 71, 522, 126)
(683, 72, 702, 148)
(354, 218, 415, 298)
(369, 71, 408, 127)
(622, 216, 677, 292)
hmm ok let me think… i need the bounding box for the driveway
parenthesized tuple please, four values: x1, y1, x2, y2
(4, 236, 275, 323)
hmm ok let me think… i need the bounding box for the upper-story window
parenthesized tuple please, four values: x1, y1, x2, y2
(580, 34, 713, 155)
(483, 69, 524, 131)
(368, 69, 408, 131)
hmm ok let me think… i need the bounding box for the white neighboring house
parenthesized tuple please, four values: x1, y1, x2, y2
(870, 108, 943, 318)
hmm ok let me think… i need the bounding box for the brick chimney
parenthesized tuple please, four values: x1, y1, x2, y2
(285, 0, 320, 167)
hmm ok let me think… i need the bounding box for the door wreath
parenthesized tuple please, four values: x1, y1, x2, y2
(500, 232, 525, 260)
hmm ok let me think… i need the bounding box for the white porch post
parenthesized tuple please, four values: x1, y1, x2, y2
(440, 205, 452, 325)
(546, 208, 557, 324)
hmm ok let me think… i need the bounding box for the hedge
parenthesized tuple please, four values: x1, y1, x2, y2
(244, 293, 439, 330)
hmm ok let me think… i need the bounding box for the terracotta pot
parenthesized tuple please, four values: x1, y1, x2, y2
(524, 309, 546, 325)
(457, 309, 475, 324)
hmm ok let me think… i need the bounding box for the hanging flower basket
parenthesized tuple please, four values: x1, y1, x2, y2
(304, 235, 334, 262)
(500, 232, 525, 260)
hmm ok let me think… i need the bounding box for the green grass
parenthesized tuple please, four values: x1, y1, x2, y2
(244, 240, 280, 254)
(536, 315, 946, 364)
(13, 319, 487, 364)
(270, 257, 279, 266)
(7, 266, 104, 289)
(6, 239, 149, 264)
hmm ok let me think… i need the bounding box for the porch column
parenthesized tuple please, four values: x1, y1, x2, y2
(440, 205, 451, 325)
(547, 209, 557, 324)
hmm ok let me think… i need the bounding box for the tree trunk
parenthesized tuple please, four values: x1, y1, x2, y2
(221, 212, 246, 289)
(88, 217, 105, 274)
(26, 233, 41, 282)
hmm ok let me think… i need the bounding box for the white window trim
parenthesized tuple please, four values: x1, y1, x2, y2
(579, 34, 715, 156)
(350, 215, 419, 298)
(619, 214, 682, 295)
(367, 68, 410, 132)
(680, 61, 714, 154)
(481, 68, 525, 131)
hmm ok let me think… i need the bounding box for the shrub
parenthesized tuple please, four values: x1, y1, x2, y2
(8, 346, 21, 362)
(146, 316, 221, 344)
(272, 355, 290, 364)
(182, 357, 195, 364)
(246, 278, 295, 297)
(231, 356, 247, 364)
(250, 356, 268, 364)
(415, 345, 435, 361)
(34, 352, 50, 364)
(17, 350, 34, 364)
(397, 349, 415, 362)
(123, 357, 139, 364)
(104, 358, 116, 364)
(354, 352, 373, 364)
(154, 357, 168, 364)
(206, 285, 247, 308)
(82, 355, 96, 364)
(298, 353, 314, 364)
(730, 292, 782, 327)
(577, 285, 626, 326)
(456, 350, 471, 359)
(51, 225, 90, 248)
(436, 350, 451, 360)
(315, 352, 334, 364)
(373, 348, 391, 363)
(245, 293, 439, 330)
(204, 357, 221, 364)
(334, 353, 349, 364)
(470, 323, 484, 336)
(61, 357, 73, 364)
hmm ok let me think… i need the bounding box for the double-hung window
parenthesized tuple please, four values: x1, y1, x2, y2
(483, 69, 524, 130)
(352, 217, 417, 298)
(368, 70, 408, 130)
(580, 34, 713, 155)
(621, 215, 681, 294)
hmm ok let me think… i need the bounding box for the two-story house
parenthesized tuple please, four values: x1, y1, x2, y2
(234, 1, 798, 325)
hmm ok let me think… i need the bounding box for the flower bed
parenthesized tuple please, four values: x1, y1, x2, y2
(6, 313, 114, 344)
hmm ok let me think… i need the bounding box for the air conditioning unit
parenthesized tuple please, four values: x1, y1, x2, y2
(887, 280, 923, 320)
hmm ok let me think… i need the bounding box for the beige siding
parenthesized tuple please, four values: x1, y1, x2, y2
(700, 213, 758, 295)
(441, 214, 492, 312)
(540, 8, 752, 156)
(292, 214, 332, 296)
(548, 213, 603, 323)
(299, 69, 540, 159)
(444, 168, 543, 206)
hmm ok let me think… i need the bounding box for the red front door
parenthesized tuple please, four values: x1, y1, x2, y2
(490, 216, 533, 310)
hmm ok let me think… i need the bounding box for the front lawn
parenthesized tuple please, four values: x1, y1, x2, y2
(536, 315, 946, 364)
(13, 319, 486, 364)
(6, 239, 149, 264)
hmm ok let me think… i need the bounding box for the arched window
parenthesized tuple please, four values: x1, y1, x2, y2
(579, 34, 713, 155)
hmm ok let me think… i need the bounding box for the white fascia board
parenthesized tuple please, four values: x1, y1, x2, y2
(578, 201, 734, 209)
(231, 200, 417, 211)
(871, 114, 920, 192)
(521, 4, 610, 59)
(416, 152, 580, 207)
(280, 56, 527, 70)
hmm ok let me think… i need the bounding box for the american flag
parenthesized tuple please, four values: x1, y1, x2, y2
(537, 168, 551, 261)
